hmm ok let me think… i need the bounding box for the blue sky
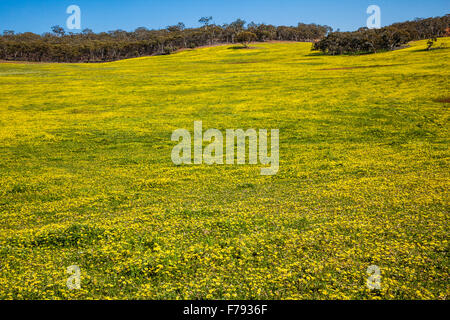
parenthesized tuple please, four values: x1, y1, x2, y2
(0, 0, 448, 34)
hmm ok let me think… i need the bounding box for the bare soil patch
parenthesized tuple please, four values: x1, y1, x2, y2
(434, 97, 450, 104)
(0, 60, 46, 64)
(174, 43, 229, 53)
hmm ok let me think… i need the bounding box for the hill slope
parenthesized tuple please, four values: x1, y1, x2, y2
(0, 39, 449, 299)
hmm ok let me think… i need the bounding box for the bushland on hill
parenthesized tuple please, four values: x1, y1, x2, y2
(313, 15, 449, 55)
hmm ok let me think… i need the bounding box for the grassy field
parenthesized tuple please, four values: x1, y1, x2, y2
(0, 38, 448, 300)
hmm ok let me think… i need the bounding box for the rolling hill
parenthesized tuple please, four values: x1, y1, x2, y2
(0, 38, 448, 299)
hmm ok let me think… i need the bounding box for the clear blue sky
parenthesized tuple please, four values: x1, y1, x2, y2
(0, 0, 448, 34)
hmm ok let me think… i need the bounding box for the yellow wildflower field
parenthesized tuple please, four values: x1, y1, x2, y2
(0, 38, 448, 300)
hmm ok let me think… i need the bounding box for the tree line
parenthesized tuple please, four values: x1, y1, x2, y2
(0, 18, 331, 62)
(1, 15, 448, 62)
(313, 15, 449, 55)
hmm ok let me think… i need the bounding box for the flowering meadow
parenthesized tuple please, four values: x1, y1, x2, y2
(0, 38, 448, 299)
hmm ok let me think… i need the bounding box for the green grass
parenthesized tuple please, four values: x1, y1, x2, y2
(0, 39, 448, 300)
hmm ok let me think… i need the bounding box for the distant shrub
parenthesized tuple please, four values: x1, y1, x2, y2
(236, 31, 257, 47)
